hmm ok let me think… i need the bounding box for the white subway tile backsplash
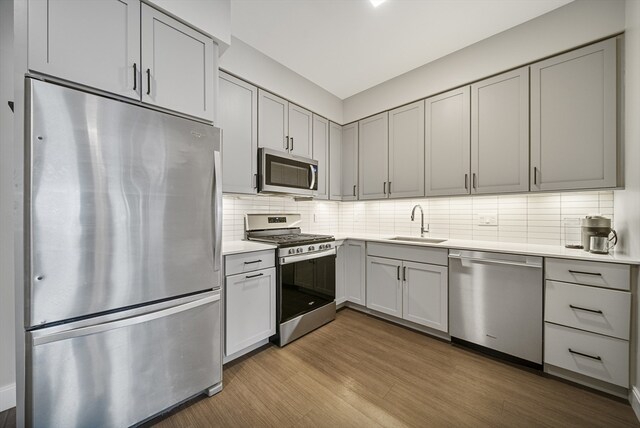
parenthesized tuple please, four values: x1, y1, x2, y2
(222, 191, 615, 245)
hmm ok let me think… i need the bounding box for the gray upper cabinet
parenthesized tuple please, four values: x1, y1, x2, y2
(329, 122, 343, 201)
(219, 71, 258, 194)
(28, 0, 140, 100)
(359, 112, 389, 200)
(313, 115, 329, 200)
(258, 89, 289, 152)
(342, 123, 359, 200)
(289, 104, 313, 158)
(530, 38, 617, 191)
(471, 67, 529, 194)
(389, 101, 425, 199)
(141, 4, 216, 121)
(425, 87, 471, 197)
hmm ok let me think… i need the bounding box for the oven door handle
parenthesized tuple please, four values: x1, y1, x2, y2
(280, 248, 336, 265)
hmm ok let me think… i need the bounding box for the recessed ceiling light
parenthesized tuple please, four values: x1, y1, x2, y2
(370, 0, 387, 8)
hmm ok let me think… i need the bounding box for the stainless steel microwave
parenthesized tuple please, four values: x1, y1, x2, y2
(258, 148, 318, 196)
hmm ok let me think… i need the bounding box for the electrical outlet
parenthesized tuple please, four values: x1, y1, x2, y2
(478, 213, 498, 226)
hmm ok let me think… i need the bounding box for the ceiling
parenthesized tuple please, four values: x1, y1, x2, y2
(230, 0, 574, 99)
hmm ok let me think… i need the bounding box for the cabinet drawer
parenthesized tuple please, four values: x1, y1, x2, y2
(545, 281, 630, 339)
(225, 250, 275, 276)
(367, 242, 448, 266)
(544, 323, 629, 387)
(545, 258, 630, 290)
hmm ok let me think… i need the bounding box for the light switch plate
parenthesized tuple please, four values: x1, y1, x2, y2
(478, 212, 498, 226)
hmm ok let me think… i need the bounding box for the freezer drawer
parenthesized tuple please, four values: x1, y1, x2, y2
(28, 292, 222, 427)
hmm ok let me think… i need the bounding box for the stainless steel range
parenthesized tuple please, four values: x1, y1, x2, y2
(245, 214, 336, 346)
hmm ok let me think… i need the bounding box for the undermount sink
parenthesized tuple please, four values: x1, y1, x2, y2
(389, 236, 447, 244)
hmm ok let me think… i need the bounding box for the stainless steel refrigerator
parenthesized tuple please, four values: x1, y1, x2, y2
(23, 79, 222, 427)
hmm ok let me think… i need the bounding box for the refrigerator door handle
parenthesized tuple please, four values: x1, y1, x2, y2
(213, 147, 222, 273)
(32, 293, 220, 346)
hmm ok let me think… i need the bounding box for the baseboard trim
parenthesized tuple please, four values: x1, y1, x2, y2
(630, 386, 640, 423)
(0, 383, 16, 412)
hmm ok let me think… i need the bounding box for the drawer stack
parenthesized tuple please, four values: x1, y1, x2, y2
(544, 258, 631, 388)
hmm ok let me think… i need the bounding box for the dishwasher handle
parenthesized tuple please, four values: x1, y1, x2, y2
(448, 254, 542, 269)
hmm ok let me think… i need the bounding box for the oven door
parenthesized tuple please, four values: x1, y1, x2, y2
(259, 148, 318, 196)
(279, 250, 336, 324)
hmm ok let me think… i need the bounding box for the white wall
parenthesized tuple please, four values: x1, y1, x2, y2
(147, 0, 231, 51)
(0, 0, 15, 413)
(343, 0, 626, 123)
(219, 36, 343, 124)
(616, 0, 640, 415)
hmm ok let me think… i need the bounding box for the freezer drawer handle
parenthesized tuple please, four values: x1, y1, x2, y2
(32, 293, 220, 346)
(245, 273, 264, 279)
(448, 255, 541, 269)
(568, 270, 602, 276)
(244, 260, 263, 265)
(569, 304, 603, 314)
(568, 348, 602, 361)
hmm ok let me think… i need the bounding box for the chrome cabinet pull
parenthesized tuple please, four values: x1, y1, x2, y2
(383, 182, 386, 194)
(403, 266, 407, 281)
(146, 69, 151, 95)
(388, 181, 391, 195)
(568, 348, 601, 361)
(245, 273, 264, 279)
(353, 185, 356, 197)
(244, 260, 262, 265)
(290, 137, 294, 151)
(534, 166, 538, 185)
(464, 174, 468, 190)
(133, 63, 137, 91)
(472, 173, 477, 189)
(569, 304, 603, 314)
(397, 266, 400, 280)
(285, 136, 289, 150)
(568, 270, 602, 276)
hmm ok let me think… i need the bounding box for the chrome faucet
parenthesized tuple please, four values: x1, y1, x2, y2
(411, 204, 429, 237)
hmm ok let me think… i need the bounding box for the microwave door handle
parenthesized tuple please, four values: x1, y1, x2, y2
(310, 165, 316, 190)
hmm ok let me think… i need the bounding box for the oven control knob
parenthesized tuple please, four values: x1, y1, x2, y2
(319, 244, 324, 250)
(297, 248, 303, 253)
(325, 243, 331, 249)
(308, 246, 315, 251)
(288, 249, 294, 254)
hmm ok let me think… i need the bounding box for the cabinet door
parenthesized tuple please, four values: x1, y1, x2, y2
(141, 3, 215, 121)
(359, 112, 389, 200)
(425, 87, 471, 196)
(345, 241, 366, 305)
(28, 0, 140, 100)
(341, 123, 359, 201)
(225, 267, 276, 356)
(258, 89, 289, 152)
(389, 101, 425, 199)
(313, 115, 329, 199)
(289, 104, 313, 158)
(219, 72, 257, 194)
(329, 122, 343, 201)
(367, 256, 403, 318)
(402, 261, 448, 332)
(335, 244, 346, 305)
(471, 67, 529, 194)
(531, 38, 617, 191)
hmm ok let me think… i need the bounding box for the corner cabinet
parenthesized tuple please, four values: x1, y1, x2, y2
(28, 0, 216, 122)
(258, 89, 313, 158)
(471, 67, 529, 194)
(341, 123, 359, 200)
(344, 241, 366, 305)
(219, 71, 258, 194)
(388, 101, 425, 199)
(358, 112, 389, 200)
(313, 115, 329, 200)
(329, 122, 343, 201)
(530, 38, 618, 191)
(425, 87, 471, 197)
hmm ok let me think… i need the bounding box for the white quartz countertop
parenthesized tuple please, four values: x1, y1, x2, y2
(222, 240, 276, 256)
(333, 233, 640, 265)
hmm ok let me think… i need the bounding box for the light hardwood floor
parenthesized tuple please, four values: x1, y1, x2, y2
(149, 308, 639, 427)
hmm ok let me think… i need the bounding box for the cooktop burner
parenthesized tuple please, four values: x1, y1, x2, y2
(248, 233, 334, 247)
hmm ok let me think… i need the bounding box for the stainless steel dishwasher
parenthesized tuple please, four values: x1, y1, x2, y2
(449, 250, 543, 368)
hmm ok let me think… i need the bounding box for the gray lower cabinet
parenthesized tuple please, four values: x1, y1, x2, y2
(359, 112, 389, 200)
(425, 86, 471, 196)
(342, 123, 359, 200)
(141, 3, 216, 121)
(344, 241, 366, 305)
(313, 115, 329, 199)
(28, 0, 140, 100)
(471, 67, 529, 194)
(530, 38, 618, 191)
(329, 122, 343, 201)
(219, 71, 258, 194)
(335, 242, 346, 305)
(389, 101, 425, 199)
(367, 256, 403, 317)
